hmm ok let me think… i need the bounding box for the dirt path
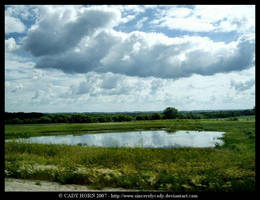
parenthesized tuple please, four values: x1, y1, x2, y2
(5, 178, 137, 192)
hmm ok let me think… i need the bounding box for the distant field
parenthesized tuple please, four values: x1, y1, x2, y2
(236, 115, 255, 120)
(5, 118, 255, 192)
(5, 117, 254, 139)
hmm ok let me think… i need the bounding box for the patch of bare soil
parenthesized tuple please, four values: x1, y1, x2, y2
(5, 178, 138, 192)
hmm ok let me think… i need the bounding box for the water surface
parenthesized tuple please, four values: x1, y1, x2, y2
(8, 130, 225, 148)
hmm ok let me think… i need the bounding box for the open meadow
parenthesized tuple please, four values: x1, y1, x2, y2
(5, 118, 255, 192)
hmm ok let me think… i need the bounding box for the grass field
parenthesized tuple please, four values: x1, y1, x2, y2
(5, 118, 255, 191)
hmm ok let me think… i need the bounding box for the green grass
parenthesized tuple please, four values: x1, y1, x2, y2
(5, 120, 175, 139)
(236, 115, 256, 121)
(5, 118, 255, 191)
(6, 118, 254, 139)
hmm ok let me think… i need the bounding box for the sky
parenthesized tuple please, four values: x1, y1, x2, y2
(5, 5, 255, 113)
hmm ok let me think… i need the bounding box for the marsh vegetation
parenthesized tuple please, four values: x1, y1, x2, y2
(5, 116, 255, 191)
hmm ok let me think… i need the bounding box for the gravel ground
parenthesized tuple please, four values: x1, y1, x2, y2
(5, 178, 136, 192)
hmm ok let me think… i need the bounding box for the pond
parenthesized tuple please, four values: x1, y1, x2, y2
(7, 130, 225, 148)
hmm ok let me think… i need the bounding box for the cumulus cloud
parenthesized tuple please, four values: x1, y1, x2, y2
(5, 5, 256, 112)
(5, 15, 26, 34)
(175, 36, 255, 76)
(193, 5, 255, 33)
(20, 5, 255, 80)
(66, 72, 151, 98)
(24, 6, 121, 56)
(231, 79, 255, 91)
(32, 29, 255, 79)
(5, 37, 20, 51)
(100, 72, 123, 89)
(152, 5, 255, 34)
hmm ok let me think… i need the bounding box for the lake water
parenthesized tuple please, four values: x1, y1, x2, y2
(8, 130, 225, 148)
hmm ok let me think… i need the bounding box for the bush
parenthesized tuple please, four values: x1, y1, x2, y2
(151, 113, 161, 120)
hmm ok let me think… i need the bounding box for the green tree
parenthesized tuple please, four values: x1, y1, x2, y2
(151, 113, 161, 120)
(11, 118, 23, 124)
(39, 116, 52, 123)
(163, 107, 178, 119)
(136, 115, 144, 120)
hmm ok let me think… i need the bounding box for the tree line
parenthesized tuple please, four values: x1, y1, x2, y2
(5, 107, 255, 124)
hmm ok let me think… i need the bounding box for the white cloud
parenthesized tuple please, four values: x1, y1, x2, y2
(5, 37, 20, 51)
(151, 5, 255, 34)
(121, 14, 136, 24)
(24, 6, 121, 56)
(5, 15, 26, 34)
(110, 5, 145, 14)
(231, 79, 255, 92)
(135, 17, 148, 29)
(32, 28, 254, 79)
(5, 66, 255, 112)
(5, 5, 256, 112)
(158, 17, 215, 32)
(32, 69, 45, 80)
(19, 5, 255, 80)
(194, 5, 255, 33)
